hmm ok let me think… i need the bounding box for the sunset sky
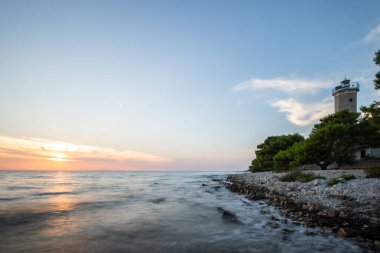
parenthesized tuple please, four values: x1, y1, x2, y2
(1, 0, 380, 171)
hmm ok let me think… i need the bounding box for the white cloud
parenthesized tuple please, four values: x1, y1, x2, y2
(271, 98, 334, 126)
(232, 77, 331, 94)
(232, 76, 337, 126)
(364, 24, 380, 44)
(0, 135, 172, 165)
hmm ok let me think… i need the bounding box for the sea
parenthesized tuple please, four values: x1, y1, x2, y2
(0, 171, 368, 253)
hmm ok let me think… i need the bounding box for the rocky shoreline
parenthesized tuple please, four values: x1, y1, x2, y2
(225, 170, 380, 249)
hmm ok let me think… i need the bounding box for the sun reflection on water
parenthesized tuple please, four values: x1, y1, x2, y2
(39, 172, 78, 236)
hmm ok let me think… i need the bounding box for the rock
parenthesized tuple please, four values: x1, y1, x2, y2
(337, 227, 352, 238)
(374, 240, 380, 250)
(267, 222, 279, 229)
(217, 207, 240, 223)
(150, 198, 166, 204)
(241, 199, 251, 205)
(316, 219, 330, 226)
(282, 228, 294, 233)
(304, 230, 317, 236)
(302, 203, 315, 211)
(339, 211, 348, 218)
(226, 170, 380, 241)
(312, 179, 325, 186)
(202, 183, 207, 186)
(327, 162, 339, 170)
(317, 210, 336, 218)
(268, 215, 279, 221)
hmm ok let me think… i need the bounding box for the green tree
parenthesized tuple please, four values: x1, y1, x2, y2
(298, 111, 377, 168)
(374, 49, 380, 90)
(273, 141, 306, 171)
(360, 102, 380, 147)
(360, 49, 380, 146)
(274, 110, 380, 171)
(249, 134, 304, 172)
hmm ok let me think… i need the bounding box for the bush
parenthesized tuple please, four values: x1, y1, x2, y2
(328, 174, 356, 186)
(365, 167, 380, 178)
(279, 170, 325, 183)
(273, 141, 306, 172)
(249, 134, 305, 172)
(279, 170, 302, 182)
(341, 174, 356, 180)
(299, 173, 326, 183)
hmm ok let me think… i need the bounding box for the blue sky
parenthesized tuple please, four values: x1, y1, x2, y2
(0, 0, 379, 171)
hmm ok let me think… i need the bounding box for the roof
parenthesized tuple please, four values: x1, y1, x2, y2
(332, 79, 360, 95)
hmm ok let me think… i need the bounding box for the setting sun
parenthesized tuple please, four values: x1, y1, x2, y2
(49, 153, 67, 162)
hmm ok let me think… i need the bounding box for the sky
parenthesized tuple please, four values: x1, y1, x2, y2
(0, 0, 379, 171)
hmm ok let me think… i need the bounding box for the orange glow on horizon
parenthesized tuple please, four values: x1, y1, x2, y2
(0, 135, 173, 171)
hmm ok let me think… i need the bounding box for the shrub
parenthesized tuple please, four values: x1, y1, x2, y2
(279, 170, 325, 183)
(273, 141, 306, 172)
(341, 174, 356, 180)
(328, 174, 356, 186)
(365, 167, 380, 178)
(249, 134, 305, 172)
(279, 170, 302, 182)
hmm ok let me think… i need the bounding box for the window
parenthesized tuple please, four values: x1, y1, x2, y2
(349, 98, 353, 102)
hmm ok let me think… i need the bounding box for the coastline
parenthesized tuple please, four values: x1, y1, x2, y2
(225, 170, 380, 248)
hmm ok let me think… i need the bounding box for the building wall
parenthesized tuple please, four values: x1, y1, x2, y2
(334, 89, 357, 112)
(355, 148, 380, 160)
(372, 148, 380, 158)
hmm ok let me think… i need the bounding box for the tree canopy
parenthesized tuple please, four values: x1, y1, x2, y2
(374, 49, 380, 90)
(305, 110, 373, 165)
(361, 49, 380, 146)
(273, 111, 364, 170)
(249, 134, 304, 172)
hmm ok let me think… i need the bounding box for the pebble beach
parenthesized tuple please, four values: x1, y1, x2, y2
(226, 170, 380, 250)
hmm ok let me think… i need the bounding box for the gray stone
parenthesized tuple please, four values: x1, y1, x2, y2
(327, 162, 339, 170)
(337, 227, 352, 238)
(225, 169, 380, 241)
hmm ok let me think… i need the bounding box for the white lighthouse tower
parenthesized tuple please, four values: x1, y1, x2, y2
(332, 78, 360, 113)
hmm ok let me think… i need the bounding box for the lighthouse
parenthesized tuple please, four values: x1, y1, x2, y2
(332, 78, 360, 113)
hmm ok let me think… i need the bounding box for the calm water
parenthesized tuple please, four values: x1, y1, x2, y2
(0, 171, 367, 253)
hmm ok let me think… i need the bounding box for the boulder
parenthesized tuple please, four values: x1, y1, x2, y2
(327, 162, 339, 170)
